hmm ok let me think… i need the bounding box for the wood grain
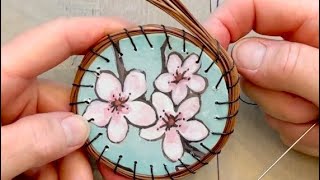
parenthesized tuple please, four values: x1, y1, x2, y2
(1, 0, 318, 180)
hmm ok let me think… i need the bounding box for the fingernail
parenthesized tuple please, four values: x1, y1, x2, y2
(232, 40, 266, 70)
(61, 115, 90, 147)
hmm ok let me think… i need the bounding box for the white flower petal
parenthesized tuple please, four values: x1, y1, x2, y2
(123, 70, 147, 100)
(163, 129, 184, 162)
(83, 100, 111, 127)
(167, 53, 182, 74)
(125, 101, 156, 127)
(96, 72, 122, 101)
(187, 75, 206, 92)
(140, 120, 166, 141)
(155, 73, 175, 92)
(178, 120, 208, 141)
(152, 92, 175, 116)
(107, 115, 129, 143)
(178, 96, 200, 120)
(182, 54, 200, 75)
(171, 83, 188, 105)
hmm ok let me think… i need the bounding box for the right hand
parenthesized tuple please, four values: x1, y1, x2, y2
(204, 0, 319, 156)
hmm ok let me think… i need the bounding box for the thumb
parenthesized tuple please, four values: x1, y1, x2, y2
(1, 112, 89, 180)
(232, 38, 319, 106)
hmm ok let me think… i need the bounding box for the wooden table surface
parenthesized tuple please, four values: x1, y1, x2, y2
(1, 0, 319, 179)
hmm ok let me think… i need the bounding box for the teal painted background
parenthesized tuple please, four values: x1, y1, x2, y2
(76, 33, 228, 176)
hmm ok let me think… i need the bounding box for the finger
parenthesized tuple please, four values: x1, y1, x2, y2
(232, 38, 319, 106)
(1, 79, 71, 125)
(1, 79, 38, 124)
(204, 0, 319, 47)
(1, 112, 89, 180)
(37, 79, 71, 113)
(58, 150, 93, 180)
(265, 115, 319, 157)
(280, 134, 319, 157)
(1, 17, 131, 107)
(37, 164, 58, 180)
(98, 162, 130, 180)
(241, 79, 319, 123)
(13, 164, 58, 180)
(2, 16, 131, 78)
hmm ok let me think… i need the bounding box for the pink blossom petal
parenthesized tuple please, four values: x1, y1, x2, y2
(125, 101, 156, 127)
(155, 73, 175, 92)
(178, 96, 200, 120)
(140, 120, 166, 140)
(83, 100, 111, 127)
(178, 120, 209, 141)
(182, 54, 200, 75)
(107, 115, 129, 143)
(163, 129, 184, 162)
(187, 75, 206, 92)
(152, 92, 175, 116)
(123, 70, 147, 100)
(96, 72, 122, 101)
(167, 53, 182, 74)
(171, 83, 188, 105)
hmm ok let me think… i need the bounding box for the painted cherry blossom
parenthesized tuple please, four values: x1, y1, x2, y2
(83, 70, 156, 143)
(155, 53, 207, 105)
(140, 92, 209, 162)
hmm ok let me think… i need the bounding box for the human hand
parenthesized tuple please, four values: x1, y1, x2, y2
(1, 17, 129, 180)
(204, 0, 319, 156)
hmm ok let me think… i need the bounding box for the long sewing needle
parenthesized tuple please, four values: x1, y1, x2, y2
(257, 122, 318, 180)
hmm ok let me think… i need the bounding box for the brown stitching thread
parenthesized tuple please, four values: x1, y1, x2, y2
(212, 130, 234, 136)
(215, 62, 235, 89)
(215, 110, 239, 120)
(86, 133, 103, 146)
(215, 96, 240, 105)
(162, 25, 172, 50)
(78, 66, 100, 76)
(150, 165, 154, 180)
(190, 153, 208, 165)
(108, 35, 123, 56)
(164, 164, 174, 180)
(69, 100, 89, 106)
(182, 29, 186, 52)
(178, 159, 195, 174)
(240, 97, 258, 105)
(133, 161, 137, 180)
(90, 49, 110, 62)
(196, 45, 204, 64)
(200, 143, 221, 155)
(139, 26, 153, 48)
(124, 28, 137, 51)
(97, 145, 109, 163)
(227, 76, 240, 89)
(114, 155, 123, 173)
(87, 118, 94, 122)
(72, 83, 94, 88)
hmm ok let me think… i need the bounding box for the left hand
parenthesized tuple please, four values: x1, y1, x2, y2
(1, 17, 129, 180)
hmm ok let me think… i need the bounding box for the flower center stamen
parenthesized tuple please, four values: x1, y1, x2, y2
(170, 69, 190, 84)
(110, 94, 129, 112)
(159, 112, 182, 131)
